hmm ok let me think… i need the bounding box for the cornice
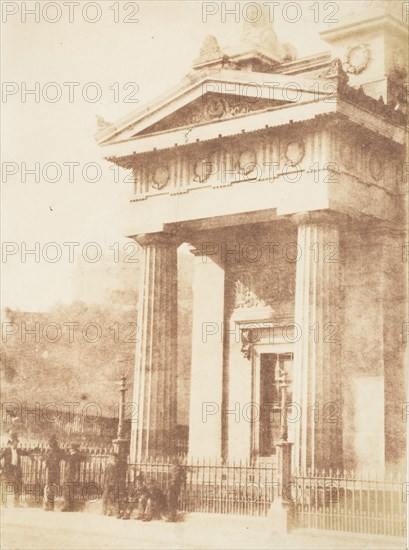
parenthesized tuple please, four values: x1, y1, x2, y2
(320, 13, 408, 43)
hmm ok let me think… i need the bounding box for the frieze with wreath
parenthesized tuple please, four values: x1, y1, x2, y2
(192, 157, 214, 183)
(283, 139, 305, 167)
(343, 44, 371, 75)
(151, 165, 170, 189)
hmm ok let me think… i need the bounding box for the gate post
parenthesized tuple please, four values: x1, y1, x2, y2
(268, 371, 293, 535)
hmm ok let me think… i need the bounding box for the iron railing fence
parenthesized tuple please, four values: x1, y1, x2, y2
(292, 470, 407, 538)
(4, 450, 277, 517)
(2, 444, 406, 538)
(1, 443, 113, 504)
(129, 458, 277, 517)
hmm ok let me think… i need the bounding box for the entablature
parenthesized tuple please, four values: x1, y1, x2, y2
(110, 113, 403, 204)
(98, 57, 406, 238)
(122, 120, 333, 199)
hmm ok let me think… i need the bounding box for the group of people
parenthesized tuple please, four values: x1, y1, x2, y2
(43, 436, 83, 512)
(103, 455, 186, 522)
(1, 434, 186, 522)
(0, 434, 83, 511)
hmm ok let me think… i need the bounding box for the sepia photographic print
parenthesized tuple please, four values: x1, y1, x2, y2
(1, 1, 408, 548)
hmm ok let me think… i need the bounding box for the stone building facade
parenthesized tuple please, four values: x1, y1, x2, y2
(96, 2, 408, 474)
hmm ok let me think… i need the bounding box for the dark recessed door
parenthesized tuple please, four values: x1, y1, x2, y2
(259, 352, 293, 456)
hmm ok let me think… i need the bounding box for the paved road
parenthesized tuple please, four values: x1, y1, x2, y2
(1, 507, 406, 550)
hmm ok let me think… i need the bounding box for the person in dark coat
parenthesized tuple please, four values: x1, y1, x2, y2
(43, 435, 64, 511)
(121, 473, 147, 520)
(165, 460, 186, 522)
(139, 478, 166, 522)
(102, 453, 127, 517)
(0, 437, 32, 507)
(61, 444, 83, 512)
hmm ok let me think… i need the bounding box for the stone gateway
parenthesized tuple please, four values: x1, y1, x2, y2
(96, 2, 407, 475)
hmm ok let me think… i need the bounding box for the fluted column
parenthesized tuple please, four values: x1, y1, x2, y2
(292, 213, 343, 473)
(130, 233, 178, 462)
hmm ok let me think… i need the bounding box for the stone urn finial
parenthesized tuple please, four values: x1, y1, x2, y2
(193, 35, 223, 68)
(236, 1, 297, 63)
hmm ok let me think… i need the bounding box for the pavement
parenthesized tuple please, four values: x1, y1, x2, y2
(0, 507, 407, 550)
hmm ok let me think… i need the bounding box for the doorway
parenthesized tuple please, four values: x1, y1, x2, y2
(256, 352, 293, 457)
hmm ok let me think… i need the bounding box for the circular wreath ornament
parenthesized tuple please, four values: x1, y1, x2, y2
(193, 158, 213, 183)
(369, 151, 384, 181)
(343, 44, 371, 75)
(204, 96, 226, 120)
(152, 165, 169, 189)
(284, 140, 305, 166)
(239, 149, 257, 175)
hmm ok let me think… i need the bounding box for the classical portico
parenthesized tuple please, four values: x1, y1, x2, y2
(96, 2, 407, 473)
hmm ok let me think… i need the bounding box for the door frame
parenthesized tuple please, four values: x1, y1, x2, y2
(250, 343, 294, 460)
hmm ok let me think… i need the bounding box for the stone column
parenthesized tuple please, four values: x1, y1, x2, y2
(292, 213, 343, 473)
(129, 233, 178, 462)
(188, 245, 225, 459)
(378, 225, 405, 468)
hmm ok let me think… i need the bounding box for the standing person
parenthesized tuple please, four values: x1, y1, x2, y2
(5, 410, 20, 443)
(165, 459, 186, 522)
(0, 437, 32, 507)
(114, 465, 140, 520)
(43, 435, 64, 511)
(102, 453, 125, 517)
(61, 444, 82, 512)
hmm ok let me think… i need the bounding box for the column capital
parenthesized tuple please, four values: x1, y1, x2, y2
(132, 232, 180, 248)
(290, 211, 348, 228)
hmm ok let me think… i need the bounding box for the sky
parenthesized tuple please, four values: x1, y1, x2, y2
(1, 0, 370, 311)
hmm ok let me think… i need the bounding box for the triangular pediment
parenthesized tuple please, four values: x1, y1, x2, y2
(95, 70, 327, 147)
(137, 93, 288, 136)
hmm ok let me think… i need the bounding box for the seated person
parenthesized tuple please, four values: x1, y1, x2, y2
(138, 478, 166, 522)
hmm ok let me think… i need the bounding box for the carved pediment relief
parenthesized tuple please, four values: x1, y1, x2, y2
(231, 263, 296, 311)
(137, 93, 288, 136)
